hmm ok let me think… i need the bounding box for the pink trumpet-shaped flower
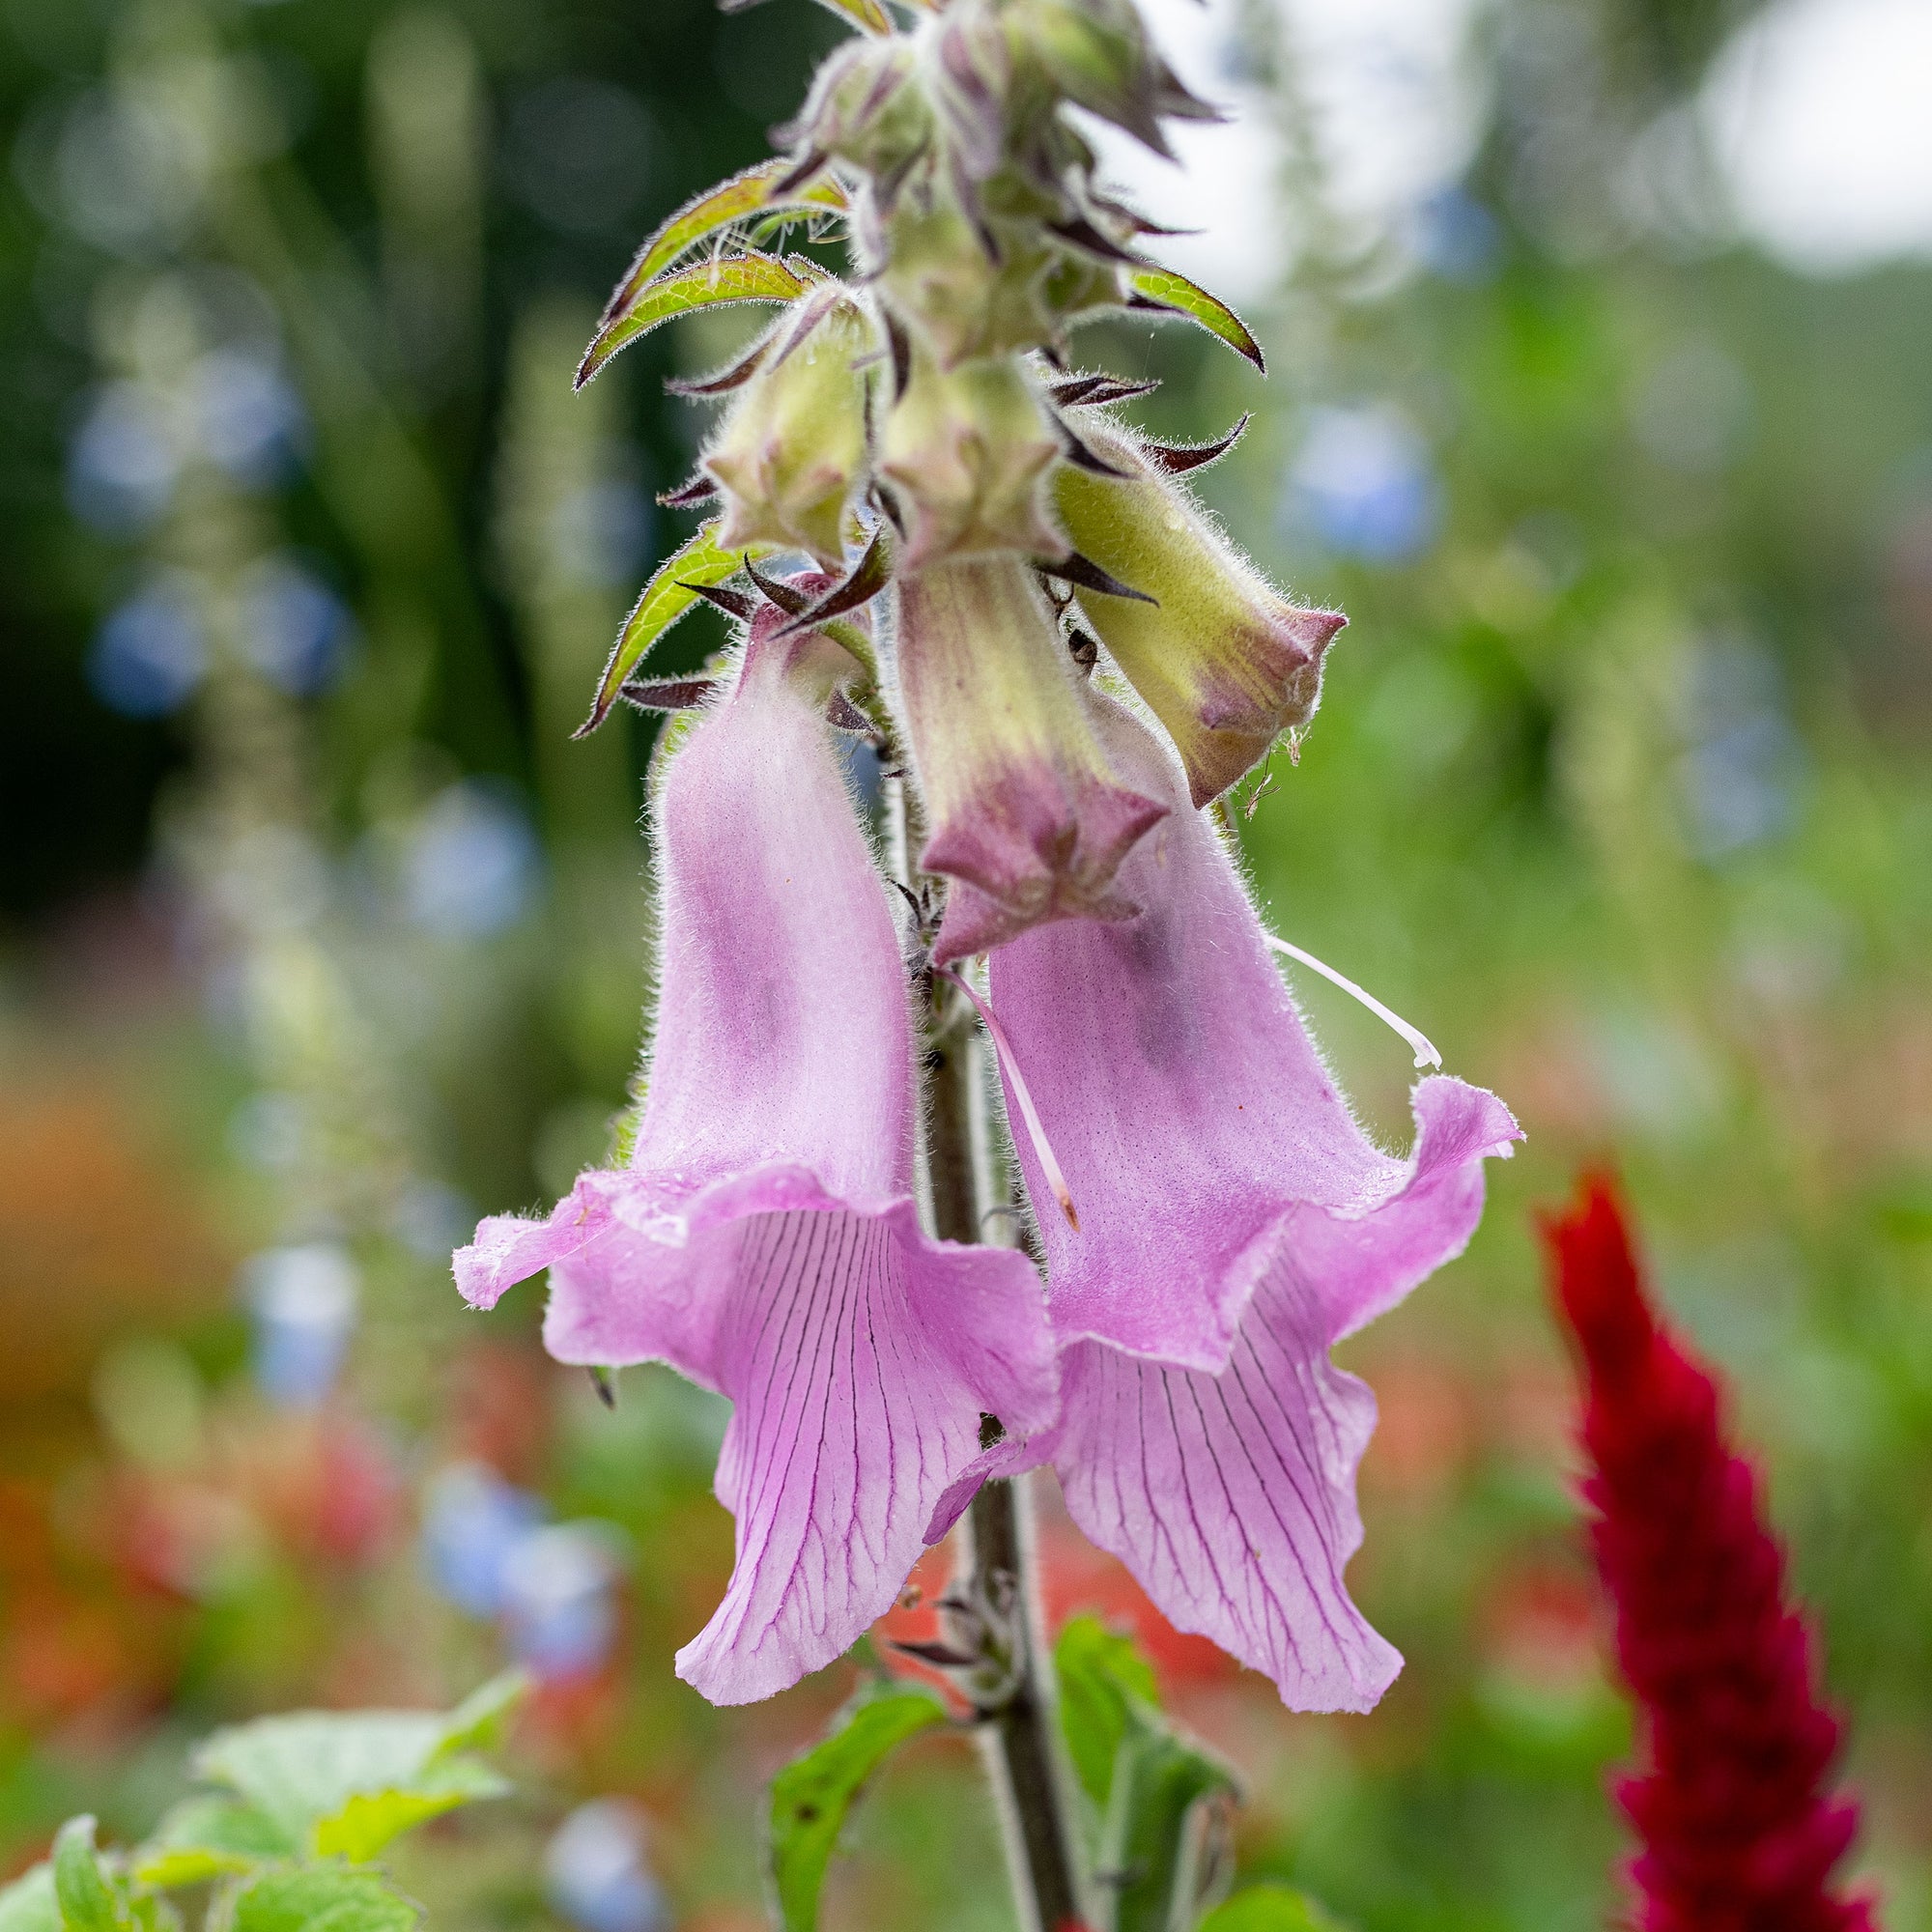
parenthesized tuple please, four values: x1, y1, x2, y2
(454, 598, 1057, 1706)
(951, 690, 1520, 1712)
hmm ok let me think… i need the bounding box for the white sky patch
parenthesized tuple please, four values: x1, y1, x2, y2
(1703, 0, 1932, 274)
(1080, 0, 1484, 302)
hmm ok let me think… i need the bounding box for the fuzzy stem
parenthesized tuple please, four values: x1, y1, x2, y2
(924, 998, 1086, 1932)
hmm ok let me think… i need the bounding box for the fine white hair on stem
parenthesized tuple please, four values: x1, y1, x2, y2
(1264, 933, 1443, 1071)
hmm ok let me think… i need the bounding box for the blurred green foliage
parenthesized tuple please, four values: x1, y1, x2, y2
(2, 0, 1928, 1929)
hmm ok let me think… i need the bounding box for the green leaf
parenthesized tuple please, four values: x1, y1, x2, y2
(1196, 1884, 1350, 1932)
(1100, 1714, 1238, 1932)
(1128, 268, 1265, 374)
(1055, 1615, 1161, 1808)
(0, 1865, 58, 1932)
(132, 1797, 295, 1888)
(314, 1760, 511, 1864)
(768, 1685, 948, 1932)
(580, 525, 775, 735)
(190, 1675, 523, 1859)
(598, 161, 848, 335)
(432, 1670, 528, 1758)
(578, 252, 807, 386)
(231, 1869, 420, 1932)
(52, 1820, 121, 1932)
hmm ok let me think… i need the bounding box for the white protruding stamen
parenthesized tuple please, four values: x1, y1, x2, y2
(937, 967, 1080, 1233)
(1264, 933, 1443, 1070)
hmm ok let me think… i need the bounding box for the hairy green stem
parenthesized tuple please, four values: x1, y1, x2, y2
(925, 998, 1086, 1932)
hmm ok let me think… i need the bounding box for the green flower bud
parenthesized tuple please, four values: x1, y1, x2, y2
(786, 36, 933, 185)
(879, 352, 1065, 566)
(1054, 426, 1346, 806)
(704, 298, 872, 568)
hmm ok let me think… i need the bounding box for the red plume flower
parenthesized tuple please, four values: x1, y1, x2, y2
(1542, 1174, 1876, 1932)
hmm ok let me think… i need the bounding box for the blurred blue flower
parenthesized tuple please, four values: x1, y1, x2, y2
(552, 480, 651, 588)
(243, 1242, 359, 1407)
(68, 383, 180, 533)
(545, 1801, 668, 1932)
(404, 783, 541, 938)
(1679, 637, 1806, 859)
(88, 579, 208, 717)
(1286, 406, 1442, 565)
(190, 348, 305, 488)
(238, 554, 352, 696)
(500, 1522, 621, 1678)
(421, 1462, 546, 1618)
(1411, 187, 1503, 284)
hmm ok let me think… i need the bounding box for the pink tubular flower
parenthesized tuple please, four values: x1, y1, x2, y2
(1543, 1176, 1876, 1932)
(454, 597, 1058, 1707)
(943, 690, 1520, 1711)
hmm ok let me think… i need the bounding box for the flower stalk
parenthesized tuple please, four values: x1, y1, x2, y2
(923, 964, 1086, 1932)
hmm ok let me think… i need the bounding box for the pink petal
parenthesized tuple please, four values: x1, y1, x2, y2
(989, 691, 1520, 1371)
(1052, 1259, 1402, 1714)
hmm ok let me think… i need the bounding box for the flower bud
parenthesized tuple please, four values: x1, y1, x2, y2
(785, 36, 933, 185)
(1054, 429, 1345, 806)
(703, 298, 871, 568)
(879, 353, 1065, 567)
(890, 554, 1165, 962)
(877, 194, 1065, 369)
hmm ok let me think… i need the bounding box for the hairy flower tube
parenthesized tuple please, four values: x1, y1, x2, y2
(1544, 1177, 1876, 1932)
(1056, 426, 1345, 806)
(890, 554, 1166, 962)
(454, 594, 1057, 1706)
(878, 351, 1065, 566)
(944, 688, 1520, 1710)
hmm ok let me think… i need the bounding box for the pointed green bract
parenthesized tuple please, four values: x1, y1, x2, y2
(1129, 266, 1265, 373)
(231, 1869, 420, 1932)
(599, 162, 849, 335)
(578, 253, 809, 387)
(809, 0, 895, 34)
(52, 1820, 122, 1932)
(1197, 1884, 1350, 1932)
(768, 1684, 949, 1932)
(581, 525, 776, 736)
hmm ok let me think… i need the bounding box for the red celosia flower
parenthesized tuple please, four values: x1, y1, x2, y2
(1542, 1174, 1876, 1932)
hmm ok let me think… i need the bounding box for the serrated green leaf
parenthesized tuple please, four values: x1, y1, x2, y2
(0, 1866, 58, 1932)
(578, 253, 807, 386)
(809, 0, 894, 33)
(231, 1868, 419, 1932)
(1055, 1615, 1161, 1808)
(1196, 1884, 1350, 1932)
(768, 1685, 948, 1932)
(1101, 1713, 1237, 1932)
(132, 1797, 295, 1888)
(314, 1760, 511, 1863)
(52, 1819, 121, 1932)
(599, 162, 848, 336)
(1128, 268, 1265, 374)
(581, 525, 775, 735)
